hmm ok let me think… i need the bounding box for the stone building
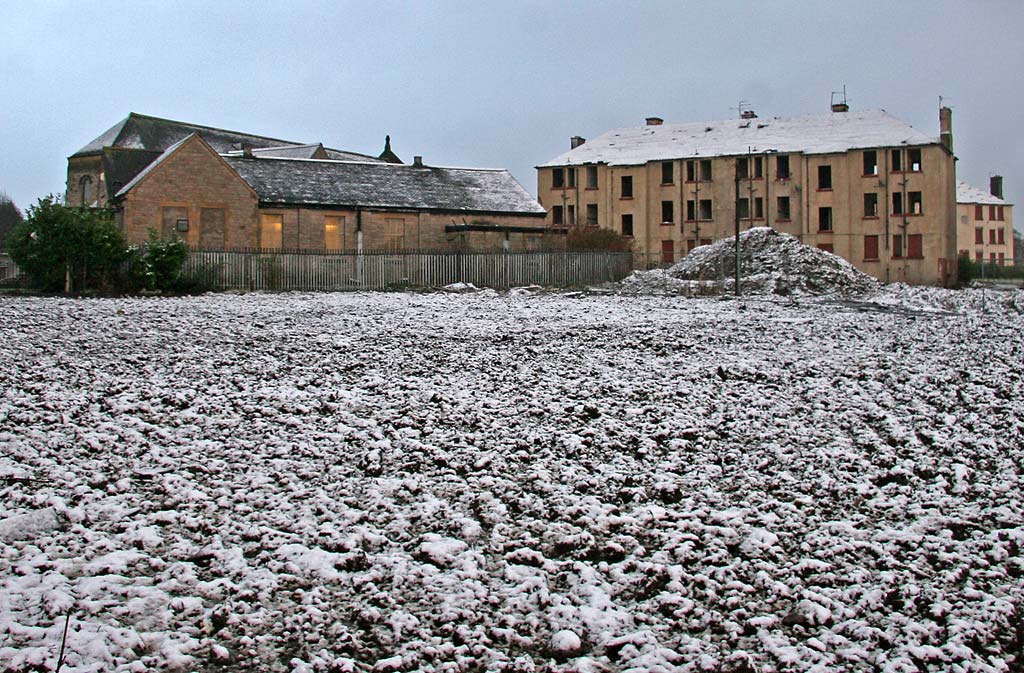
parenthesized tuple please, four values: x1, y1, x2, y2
(956, 177, 1014, 266)
(67, 113, 554, 252)
(538, 105, 959, 286)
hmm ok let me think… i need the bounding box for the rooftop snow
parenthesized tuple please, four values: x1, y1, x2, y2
(956, 180, 1012, 206)
(539, 109, 939, 167)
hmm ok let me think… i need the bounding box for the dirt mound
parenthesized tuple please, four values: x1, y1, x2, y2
(622, 227, 880, 297)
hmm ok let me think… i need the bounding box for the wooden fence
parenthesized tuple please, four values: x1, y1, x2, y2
(182, 250, 635, 291)
(0, 254, 19, 282)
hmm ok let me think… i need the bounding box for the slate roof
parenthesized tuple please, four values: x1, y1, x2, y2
(101, 148, 162, 201)
(956, 181, 1012, 206)
(222, 156, 546, 215)
(115, 135, 196, 197)
(540, 109, 940, 167)
(72, 113, 303, 158)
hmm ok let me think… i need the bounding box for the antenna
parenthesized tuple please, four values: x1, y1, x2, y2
(830, 85, 849, 108)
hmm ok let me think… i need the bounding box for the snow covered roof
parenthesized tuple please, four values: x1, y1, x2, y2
(222, 156, 546, 215)
(956, 181, 1012, 206)
(539, 109, 940, 167)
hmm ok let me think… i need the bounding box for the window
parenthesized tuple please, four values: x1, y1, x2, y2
(989, 205, 997, 220)
(687, 239, 697, 252)
(662, 162, 673, 184)
(864, 193, 879, 218)
(891, 149, 903, 172)
(567, 205, 576, 225)
(686, 200, 696, 221)
(754, 157, 763, 178)
(700, 159, 712, 181)
(976, 250, 983, 262)
(864, 235, 879, 260)
(776, 155, 791, 180)
(989, 229, 997, 244)
(162, 206, 188, 240)
(959, 249, 969, 259)
(661, 200, 674, 224)
(892, 234, 904, 258)
(552, 168, 565, 189)
(975, 227, 984, 244)
(818, 207, 833, 231)
(975, 205, 984, 220)
(991, 252, 997, 263)
(738, 197, 750, 219)
(260, 213, 283, 250)
(892, 192, 904, 215)
(908, 234, 923, 259)
(80, 176, 93, 206)
(324, 215, 344, 251)
(586, 166, 598, 189)
(754, 197, 763, 219)
(998, 228, 1005, 245)
(909, 191, 922, 215)
(567, 168, 577, 188)
(700, 199, 713, 221)
(908, 148, 922, 172)
(661, 240, 674, 264)
(736, 157, 762, 179)
(777, 196, 791, 221)
(688, 159, 712, 181)
(621, 214, 634, 237)
(200, 208, 226, 249)
(552, 205, 564, 225)
(818, 243, 834, 253)
(863, 150, 878, 176)
(998, 206, 1004, 221)
(999, 252, 1005, 265)
(686, 160, 696, 182)
(586, 203, 598, 225)
(620, 175, 633, 198)
(384, 218, 405, 250)
(818, 165, 832, 190)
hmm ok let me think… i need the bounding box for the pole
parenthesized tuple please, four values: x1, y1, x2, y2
(735, 166, 741, 296)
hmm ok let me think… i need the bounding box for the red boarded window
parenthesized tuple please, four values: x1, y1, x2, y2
(908, 234, 923, 259)
(990, 205, 997, 220)
(998, 228, 1005, 244)
(661, 240, 674, 264)
(998, 206, 1005, 221)
(975, 205, 984, 220)
(818, 243, 834, 253)
(975, 227, 984, 244)
(864, 235, 879, 260)
(893, 235, 904, 258)
(990, 229, 997, 244)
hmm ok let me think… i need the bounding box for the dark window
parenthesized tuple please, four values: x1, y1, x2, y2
(80, 176, 93, 206)
(754, 157, 763, 178)
(818, 165, 832, 190)
(567, 168, 576, 188)
(699, 160, 712, 181)
(863, 150, 878, 176)
(661, 200, 674, 223)
(975, 227, 984, 244)
(686, 160, 696, 182)
(586, 166, 598, 189)
(975, 204, 983, 220)
(891, 149, 903, 172)
(989, 229, 997, 244)
(864, 193, 878, 218)
(909, 191, 922, 215)
(738, 197, 750, 219)
(686, 200, 696, 221)
(892, 192, 904, 215)
(819, 207, 833, 231)
(998, 206, 1004, 221)
(552, 205, 563, 225)
(893, 234, 904, 258)
(621, 214, 633, 237)
(687, 239, 697, 252)
(864, 235, 879, 260)
(737, 157, 749, 180)
(908, 234, 923, 258)
(989, 205, 997, 220)
(567, 205, 575, 225)
(776, 155, 791, 180)
(908, 148, 922, 172)
(754, 197, 763, 219)
(818, 243, 834, 253)
(662, 162, 673, 184)
(621, 175, 633, 198)
(699, 199, 713, 221)
(777, 196, 791, 220)
(552, 168, 564, 189)
(586, 203, 598, 225)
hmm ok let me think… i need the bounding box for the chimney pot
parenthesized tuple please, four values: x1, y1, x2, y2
(740, 110, 757, 119)
(645, 116, 663, 126)
(570, 136, 586, 150)
(991, 175, 1004, 199)
(413, 155, 423, 167)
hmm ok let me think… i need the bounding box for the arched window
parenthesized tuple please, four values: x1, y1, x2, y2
(80, 176, 93, 206)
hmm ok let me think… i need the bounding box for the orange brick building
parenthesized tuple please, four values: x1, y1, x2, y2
(956, 178, 1014, 266)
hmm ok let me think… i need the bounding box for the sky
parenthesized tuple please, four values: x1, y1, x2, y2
(1, 0, 1021, 230)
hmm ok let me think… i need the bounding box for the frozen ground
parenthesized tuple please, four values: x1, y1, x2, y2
(1, 287, 1022, 672)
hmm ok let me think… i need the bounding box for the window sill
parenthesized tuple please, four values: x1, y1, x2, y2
(684, 219, 714, 223)
(660, 182, 675, 187)
(684, 180, 712, 184)
(660, 221, 675, 226)
(619, 196, 633, 200)
(776, 218, 792, 223)
(776, 176, 792, 182)
(862, 216, 880, 220)
(863, 257, 880, 262)
(862, 173, 880, 178)
(892, 212, 924, 217)
(817, 188, 833, 192)
(584, 187, 599, 191)
(818, 228, 833, 233)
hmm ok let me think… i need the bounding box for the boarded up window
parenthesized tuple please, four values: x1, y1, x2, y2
(260, 214, 283, 250)
(817, 243, 834, 253)
(162, 206, 188, 240)
(661, 240, 674, 264)
(199, 208, 226, 249)
(908, 234, 923, 259)
(384, 218, 405, 250)
(864, 235, 879, 260)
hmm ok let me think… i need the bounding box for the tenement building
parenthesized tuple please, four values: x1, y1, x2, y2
(538, 104, 958, 286)
(956, 177, 1014, 266)
(67, 113, 554, 252)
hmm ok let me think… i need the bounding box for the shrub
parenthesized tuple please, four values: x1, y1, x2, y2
(566, 226, 633, 252)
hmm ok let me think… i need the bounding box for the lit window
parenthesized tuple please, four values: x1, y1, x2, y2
(324, 215, 345, 251)
(260, 214, 283, 250)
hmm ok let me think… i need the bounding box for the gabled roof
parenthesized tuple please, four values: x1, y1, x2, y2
(222, 156, 546, 215)
(114, 134, 196, 197)
(101, 147, 163, 201)
(956, 181, 1012, 206)
(539, 109, 940, 167)
(72, 112, 305, 158)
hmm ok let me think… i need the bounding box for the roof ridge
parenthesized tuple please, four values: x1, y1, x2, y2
(223, 155, 508, 171)
(126, 112, 303, 145)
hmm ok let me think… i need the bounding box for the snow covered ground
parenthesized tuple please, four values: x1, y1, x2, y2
(1, 287, 1022, 672)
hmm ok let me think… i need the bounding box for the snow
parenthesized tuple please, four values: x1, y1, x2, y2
(1, 288, 1022, 672)
(540, 109, 936, 167)
(957, 181, 1012, 206)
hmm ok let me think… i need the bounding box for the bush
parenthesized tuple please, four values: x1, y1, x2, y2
(958, 256, 1024, 285)
(566, 226, 633, 252)
(7, 196, 127, 292)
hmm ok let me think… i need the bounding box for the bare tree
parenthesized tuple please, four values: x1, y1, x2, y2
(0, 191, 24, 253)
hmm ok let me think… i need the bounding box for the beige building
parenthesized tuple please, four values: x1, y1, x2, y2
(538, 105, 959, 286)
(67, 113, 557, 253)
(956, 177, 1014, 266)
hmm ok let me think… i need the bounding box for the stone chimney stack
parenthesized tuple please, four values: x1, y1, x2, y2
(570, 136, 586, 150)
(831, 102, 849, 113)
(939, 107, 953, 152)
(241, 142, 254, 158)
(645, 117, 664, 126)
(991, 175, 1004, 199)
(413, 155, 423, 167)
(741, 110, 757, 119)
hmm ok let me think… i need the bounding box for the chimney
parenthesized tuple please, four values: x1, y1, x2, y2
(939, 106, 953, 152)
(413, 155, 423, 167)
(831, 102, 849, 113)
(241, 142, 254, 158)
(645, 116, 663, 126)
(570, 136, 586, 150)
(991, 175, 1004, 199)
(740, 110, 757, 119)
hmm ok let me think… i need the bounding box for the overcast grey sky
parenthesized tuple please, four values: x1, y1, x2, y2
(1, 0, 1021, 228)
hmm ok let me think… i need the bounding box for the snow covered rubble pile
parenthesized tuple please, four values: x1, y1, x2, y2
(1, 291, 1023, 673)
(621, 227, 881, 297)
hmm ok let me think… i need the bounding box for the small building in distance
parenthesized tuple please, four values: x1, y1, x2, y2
(67, 113, 556, 253)
(956, 177, 1014, 266)
(537, 103, 959, 286)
